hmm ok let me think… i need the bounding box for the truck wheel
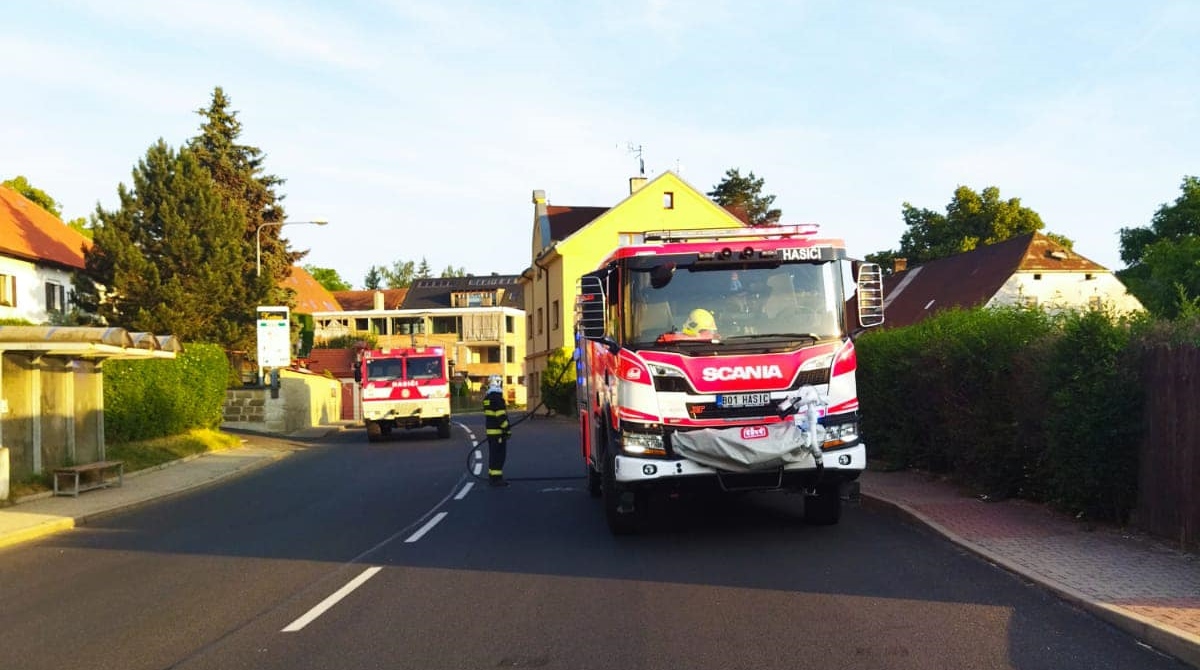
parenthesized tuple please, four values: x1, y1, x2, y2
(803, 481, 842, 526)
(366, 421, 382, 443)
(602, 450, 642, 535)
(437, 419, 451, 439)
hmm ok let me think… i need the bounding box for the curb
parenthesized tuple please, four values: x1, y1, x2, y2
(0, 448, 293, 550)
(861, 492, 1200, 669)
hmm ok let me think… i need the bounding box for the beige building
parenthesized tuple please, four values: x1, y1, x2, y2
(312, 275, 527, 405)
(522, 172, 748, 410)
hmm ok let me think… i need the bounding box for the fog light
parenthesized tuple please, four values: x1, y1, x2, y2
(838, 454, 851, 466)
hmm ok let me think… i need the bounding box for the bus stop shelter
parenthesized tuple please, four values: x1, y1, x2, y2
(0, 326, 179, 497)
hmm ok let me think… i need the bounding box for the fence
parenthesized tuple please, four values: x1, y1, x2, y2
(1137, 344, 1200, 549)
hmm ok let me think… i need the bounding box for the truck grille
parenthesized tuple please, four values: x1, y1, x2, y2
(655, 367, 830, 394)
(679, 368, 830, 420)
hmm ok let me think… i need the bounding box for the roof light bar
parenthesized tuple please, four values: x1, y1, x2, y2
(633, 224, 820, 244)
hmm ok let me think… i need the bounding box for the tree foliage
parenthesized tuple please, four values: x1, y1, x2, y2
(441, 265, 467, 277)
(304, 265, 352, 292)
(4, 174, 92, 238)
(867, 185, 1071, 273)
(3, 175, 61, 217)
(1117, 176, 1200, 318)
(363, 266, 383, 290)
(706, 168, 781, 226)
(187, 87, 296, 308)
(80, 140, 248, 346)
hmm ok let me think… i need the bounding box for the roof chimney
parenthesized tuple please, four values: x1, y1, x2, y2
(893, 257, 908, 273)
(373, 290, 385, 311)
(629, 177, 648, 194)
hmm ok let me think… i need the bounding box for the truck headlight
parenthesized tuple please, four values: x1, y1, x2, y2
(822, 422, 858, 449)
(622, 431, 666, 456)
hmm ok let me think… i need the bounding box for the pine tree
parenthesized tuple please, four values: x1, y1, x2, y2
(188, 87, 293, 304)
(82, 141, 247, 346)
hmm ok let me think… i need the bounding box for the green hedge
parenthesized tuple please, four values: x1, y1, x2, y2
(857, 306, 1145, 522)
(103, 343, 230, 443)
(541, 347, 577, 416)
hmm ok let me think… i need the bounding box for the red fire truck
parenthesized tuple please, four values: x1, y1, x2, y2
(354, 345, 452, 441)
(574, 225, 885, 534)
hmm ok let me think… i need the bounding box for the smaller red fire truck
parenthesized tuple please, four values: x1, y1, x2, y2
(354, 345, 452, 441)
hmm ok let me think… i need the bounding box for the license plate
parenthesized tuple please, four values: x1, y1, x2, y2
(716, 392, 771, 408)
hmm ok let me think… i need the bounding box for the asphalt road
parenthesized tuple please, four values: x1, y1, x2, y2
(0, 415, 1186, 670)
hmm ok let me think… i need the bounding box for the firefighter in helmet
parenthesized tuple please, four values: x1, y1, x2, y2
(483, 374, 511, 486)
(681, 308, 718, 339)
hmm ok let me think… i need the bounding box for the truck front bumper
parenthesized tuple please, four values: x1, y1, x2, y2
(613, 444, 866, 485)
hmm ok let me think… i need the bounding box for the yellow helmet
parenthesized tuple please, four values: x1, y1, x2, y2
(682, 308, 716, 337)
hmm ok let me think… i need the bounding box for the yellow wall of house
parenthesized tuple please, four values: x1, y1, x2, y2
(524, 172, 745, 407)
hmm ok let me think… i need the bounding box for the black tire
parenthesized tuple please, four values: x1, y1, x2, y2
(587, 458, 602, 498)
(366, 421, 382, 443)
(602, 448, 641, 535)
(803, 481, 842, 526)
(437, 419, 451, 439)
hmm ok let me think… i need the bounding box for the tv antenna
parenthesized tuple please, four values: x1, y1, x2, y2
(627, 142, 645, 176)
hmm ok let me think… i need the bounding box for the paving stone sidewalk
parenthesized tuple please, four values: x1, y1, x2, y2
(860, 468, 1200, 668)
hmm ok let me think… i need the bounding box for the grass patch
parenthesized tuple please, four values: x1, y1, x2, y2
(106, 429, 243, 472)
(8, 429, 244, 499)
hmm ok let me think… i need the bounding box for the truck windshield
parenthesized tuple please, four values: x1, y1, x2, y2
(366, 360, 403, 381)
(407, 356, 444, 380)
(625, 262, 844, 346)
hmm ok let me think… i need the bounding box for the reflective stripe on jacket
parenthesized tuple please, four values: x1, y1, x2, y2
(484, 391, 509, 436)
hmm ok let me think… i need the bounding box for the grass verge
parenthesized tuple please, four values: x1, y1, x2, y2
(9, 429, 244, 499)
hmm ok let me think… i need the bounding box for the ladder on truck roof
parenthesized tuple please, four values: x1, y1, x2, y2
(628, 224, 820, 245)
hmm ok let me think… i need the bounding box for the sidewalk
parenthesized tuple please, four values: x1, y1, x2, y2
(0, 425, 339, 551)
(1, 437, 1195, 667)
(860, 469, 1200, 668)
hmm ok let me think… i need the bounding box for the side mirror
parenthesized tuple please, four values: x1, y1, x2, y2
(575, 275, 607, 340)
(650, 262, 676, 289)
(353, 366, 362, 383)
(856, 262, 885, 328)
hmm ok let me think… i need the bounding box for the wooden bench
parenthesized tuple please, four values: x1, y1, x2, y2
(53, 460, 125, 497)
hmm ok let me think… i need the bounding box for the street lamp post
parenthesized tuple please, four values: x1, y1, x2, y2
(256, 219, 329, 277)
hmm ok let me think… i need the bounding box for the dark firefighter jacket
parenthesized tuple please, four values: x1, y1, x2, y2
(484, 390, 510, 437)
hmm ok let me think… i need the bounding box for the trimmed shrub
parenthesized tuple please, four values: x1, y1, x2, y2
(103, 343, 229, 443)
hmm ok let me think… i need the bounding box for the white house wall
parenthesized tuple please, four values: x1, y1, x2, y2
(989, 272, 1144, 315)
(0, 255, 76, 324)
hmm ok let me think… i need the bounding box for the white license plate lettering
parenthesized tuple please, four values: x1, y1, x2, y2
(717, 393, 771, 408)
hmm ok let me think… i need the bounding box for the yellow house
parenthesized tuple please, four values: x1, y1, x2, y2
(522, 171, 747, 410)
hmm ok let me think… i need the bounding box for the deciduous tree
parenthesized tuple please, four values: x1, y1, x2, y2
(867, 185, 1071, 274)
(305, 265, 352, 292)
(1117, 176, 1200, 317)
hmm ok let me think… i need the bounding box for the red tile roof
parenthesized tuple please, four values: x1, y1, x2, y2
(282, 265, 342, 314)
(305, 347, 356, 378)
(880, 233, 1109, 329)
(0, 185, 91, 269)
(332, 288, 408, 311)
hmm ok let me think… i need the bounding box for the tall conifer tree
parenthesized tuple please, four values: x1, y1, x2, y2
(82, 141, 246, 346)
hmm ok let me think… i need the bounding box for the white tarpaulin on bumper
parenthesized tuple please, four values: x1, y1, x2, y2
(671, 421, 814, 472)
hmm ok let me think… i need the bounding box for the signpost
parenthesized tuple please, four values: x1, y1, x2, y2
(256, 306, 290, 386)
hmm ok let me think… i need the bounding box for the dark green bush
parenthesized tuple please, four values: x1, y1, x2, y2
(104, 343, 229, 443)
(540, 347, 577, 416)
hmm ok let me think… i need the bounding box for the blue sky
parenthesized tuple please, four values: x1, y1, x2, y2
(3, 1, 1197, 287)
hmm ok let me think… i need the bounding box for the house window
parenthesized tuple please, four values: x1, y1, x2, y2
(432, 316, 458, 334)
(663, 191, 674, 209)
(527, 315, 533, 340)
(45, 281, 66, 313)
(506, 315, 515, 333)
(355, 317, 370, 332)
(0, 274, 14, 306)
(552, 300, 560, 331)
(486, 347, 501, 363)
(506, 345, 515, 362)
(1033, 274, 1043, 280)
(537, 308, 543, 334)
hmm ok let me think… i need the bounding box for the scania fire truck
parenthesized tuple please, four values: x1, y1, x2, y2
(354, 345, 452, 441)
(574, 225, 885, 534)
